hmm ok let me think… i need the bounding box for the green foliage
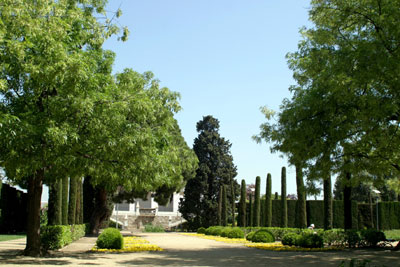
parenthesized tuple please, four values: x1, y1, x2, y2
(295, 166, 306, 228)
(197, 227, 206, 234)
(360, 229, 386, 247)
(227, 227, 244, 239)
(222, 185, 228, 226)
(322, 229, 346, 246)
(345, 230, 361, 248)
(254, 176, 261, 227)
(239, 179, 246, 227)
(144, 224, 165, 233)
(41, 224, 85, 250)
(68, 176, 77, 225)
(246, 231, 255, 241)
(180, 116, 237, 229)
(323, 176, 333, 230)
(265, 174, 272, 227)
(296, 233, 324, 248)
(62, 177, 69, 225)
(48, 180, 62, 226)
(384, 229, 400, 241)
(220, 227, 231, 237)
(205, 226, 224, 236)
(282, 233, 300, 246)
(96, 228, 123, 249)
(281, 167, 287, 228)
(40, 207, 48, 228)
(251, 229, 275, 243)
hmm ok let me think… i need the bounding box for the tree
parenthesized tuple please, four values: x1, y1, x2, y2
(62, 177, 69, 225)
(222, 185, 228, 226)
(281, 167, 287, 228)
(249, 193, 253, 227)
(68, 176, 77, 225)
(47, 180, 62, 225)
(179, 116, 237, 228)
(218, 186, 223, 226)
(323, 174, 333, 230)
(253, 176, 261, 227)
(265, 174, 272, 227)
(295, 165, 306, 228)
(231, 180, 236, 227)
(239, 179, 246, 227)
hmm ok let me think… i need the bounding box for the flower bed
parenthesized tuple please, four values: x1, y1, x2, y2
(91, 236, 163, 252)
(245, 242, 342, 252)
(182, 233, 251, 244)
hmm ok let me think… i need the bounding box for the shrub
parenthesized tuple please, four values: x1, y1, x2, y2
(227, 228, 244, 239)
(344, 230, 361, 248)
(282, 233, 299, 246)
(41, 225, 72, 250)
(144, 224, 165, 232)
(96, 228, 123, 249)
(197, 227, 206, 234)
(246, 231, 255, 241)
(360, 229, 386, 247)
(251, 229, 275, 243)
(220, 227, 232, 237)
(296, 233, 324, 248)
(205, 226, 223, 236)
(322, 229, 346, 246)
(71, 224, 86, 241)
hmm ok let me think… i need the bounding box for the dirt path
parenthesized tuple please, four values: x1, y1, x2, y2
(0, 233, 398, 266)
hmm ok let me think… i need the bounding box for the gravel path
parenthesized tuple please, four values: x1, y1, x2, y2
(0, 233, 398, 266)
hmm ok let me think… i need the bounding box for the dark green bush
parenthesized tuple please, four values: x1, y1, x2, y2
(345, 230, 361, 248)
(197, 227, 206, 234)
(227, 227, 244, 239)
(251, 229, 275, 243)
(322, 229, 346, 246)
(246, 231, 255, 241)
(282, 233, 300, 246)
(296, 233, 324, 248)
(205, 226, 223, 236)
(220, 227, 232, 237)
(41, 225, 72, 250)
(144, 224, 164, 232)
(360, 229, 386, 247)
(96, 228, 123, 249)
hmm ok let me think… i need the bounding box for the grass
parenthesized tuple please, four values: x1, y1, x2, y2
(384, 229, 400, 240)
(0, 234, 26, 242)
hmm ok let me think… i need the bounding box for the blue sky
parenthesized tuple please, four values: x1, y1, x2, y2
(101, 0, 314, 197)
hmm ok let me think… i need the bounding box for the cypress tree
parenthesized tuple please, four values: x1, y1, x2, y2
(323, 174, 333, 230)
(275, 192, 278, 200)
(231, 180, 236, 227)
(218, 185, 223, 226)
(295, 164, 307, 228)
(249, 193, 253, 227)
(254, 176, 261, 227)
(344, 172, 352, 229)
(83, 176, 95, 224)
(281, 167, 287, 228)
(239, 179, 246, 227)
(62, 176, 69, 225)
(75, 177, 82, 224)
(48, 180, 62, 225)
(265, 173, 272, 227)
(68, 176, 77, 225)
(222, 185, 227, 226)
(79, 179, 84, 224)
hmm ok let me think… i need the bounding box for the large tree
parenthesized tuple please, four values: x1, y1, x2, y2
(180, 116, 237, 228)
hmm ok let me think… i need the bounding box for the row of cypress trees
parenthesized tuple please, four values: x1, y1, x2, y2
(237, 166, 308, 228)
(47, 177, 83, 226)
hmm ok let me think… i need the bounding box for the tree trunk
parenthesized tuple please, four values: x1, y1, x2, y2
(24, 170, 44, 257)
(68, 176, 77, 225)
(62, 176, 69, 225)
(295, 165, 306, 228)
(231, 180, 235, 227)
(89, 187, 109, 235)
(323, 174, 333, 230)
(344, 172, 352, 230)
(265, 173, 272, 227)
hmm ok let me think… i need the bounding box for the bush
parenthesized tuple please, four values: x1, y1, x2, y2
(205, 226, 223, 236)
(322, 229, 346, 246)
(296, 233, 324, 248)
(282, 233, 299, 246)
(71, 224, 86, 241)
(41, 225, 72, 250)
(360, 229, 386, 247)
(144, 224, 165, 232)
(251, 229, 275, 243)
(344, 230, 361, 248)
(227, 228, 244, 239)
(246, 231, 255, 241)
(96, 228, 123, 249)
(220, 227, 232, 237)
(197, 227, 206, 234)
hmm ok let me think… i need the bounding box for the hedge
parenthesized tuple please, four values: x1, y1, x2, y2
(41, 224, 86, 250)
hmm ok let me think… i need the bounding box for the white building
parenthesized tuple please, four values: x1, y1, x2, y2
(111, 192, 185, 230)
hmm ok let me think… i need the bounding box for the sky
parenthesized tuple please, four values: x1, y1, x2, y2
(100, 0, 314, 197)
(38, 0, 315, 201)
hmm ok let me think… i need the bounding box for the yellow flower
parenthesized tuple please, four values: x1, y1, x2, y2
(91, 236, 163, 253)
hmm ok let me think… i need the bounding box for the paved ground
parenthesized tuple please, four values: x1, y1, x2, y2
(0, 233, 399, 266)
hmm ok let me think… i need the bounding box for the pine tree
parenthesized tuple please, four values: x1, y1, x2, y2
(265, 173, 272, 227)
(62, 177, 69, 225)
(281, 167, 287, 228)
(222, 185, 228, 226)
(253, 176, 261, 227)
(239, 179, 246, 227)
(68, 176, 77, 225)
(179, 116, 237, 228)
(295, 164, 307, 228)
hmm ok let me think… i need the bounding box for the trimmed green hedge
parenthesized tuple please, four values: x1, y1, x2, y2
(41, 224, 86, 250)
(96, 228, 123, 249)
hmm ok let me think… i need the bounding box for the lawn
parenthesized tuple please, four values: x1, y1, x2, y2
(0, 234, 26, 242)
(384, 229, 400, 240)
